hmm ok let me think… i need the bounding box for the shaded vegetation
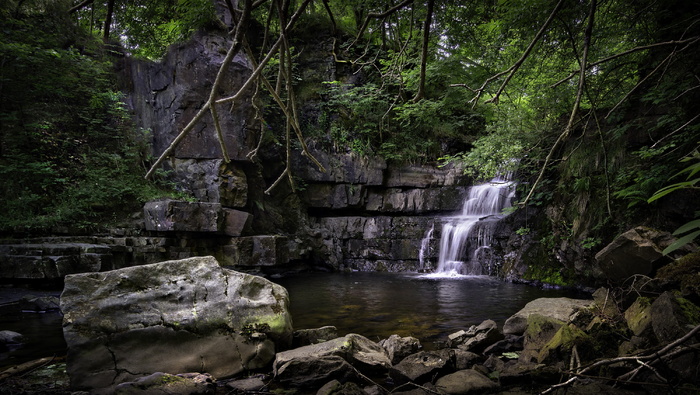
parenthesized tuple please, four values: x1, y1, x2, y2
(0, 1, 180, 234)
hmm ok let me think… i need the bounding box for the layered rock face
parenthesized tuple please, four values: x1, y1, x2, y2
(60, 256, 293, 393)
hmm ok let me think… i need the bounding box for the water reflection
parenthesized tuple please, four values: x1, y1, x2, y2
(273, 272, 579, 346)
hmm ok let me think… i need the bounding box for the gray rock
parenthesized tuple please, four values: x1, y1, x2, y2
(650, 291, 700, 344)
(19, 295, 60, 312)
(60, 256, 292, 393)
(223, 235, 289, 266)
(169, 159, 248, 207)
(389, 349, 453, 385)
(225, 376, 266, 392)
(143, 200, 224, 233)
(274, 356, 359, 389)
(274, 334, 391, 377)
(453, 349, 482, 370)
(448, 320, 504, 353)
(594, 226, 675, 282)
(0, 330, 25, 351)
(503, 297, 593, 335)
(124, 32, 258, 161)
(379, 334, 422, 364)
(293, 326, 339, 347)
(0, 243, 111, 279)
(291, 149, 386, 185)
(434, 369, 499, 394)
(316, 379, 365, 395)
(223, 208, 252, 236)
(385, 164, 465, 188)
(113, 372, 215, 395)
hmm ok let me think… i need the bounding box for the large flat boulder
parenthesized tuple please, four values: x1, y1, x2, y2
(60, 256, 292, 393)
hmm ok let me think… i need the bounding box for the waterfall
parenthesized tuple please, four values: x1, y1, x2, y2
(432, 177, 516, 277)
(418, 225, 434, 272)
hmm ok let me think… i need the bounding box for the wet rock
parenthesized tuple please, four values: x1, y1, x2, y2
(0, 330, 25, 351)
(379, 334, 422, 364)
(293, 326, 339, 347)
(18, 295, 60, 312)
(225, 376, 267, 392)
(594, 226, 676, 282)
(316, 379, 365, 395)
(623, 297, 653, 337)
(448, 320, 504, 353)
(650, 291, 700, 344)
(143, 200, 224, 233)
(389, 349, 454, 385)
(169, 159, 248, 207)
(223, 235, 289, 266)
(453, 349, 482, 370)
(0, 243, 111, 279)
(60, 256, 292, 393)
(483, 335, 524, 356)
(519, 314, 566, 364)
(124, 32, 257, 161)
(503, 297, 593, 335)
(434, 369, 499, 394)
(274, 334, 391, 378)
(274, 356, 359, 389)
(113, 372, 216, 394)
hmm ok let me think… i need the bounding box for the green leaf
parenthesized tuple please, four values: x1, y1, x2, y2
(662, 230, 700, 255)
(673, 219, 700, 236)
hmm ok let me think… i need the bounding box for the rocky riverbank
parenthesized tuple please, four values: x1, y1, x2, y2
(1, 254, 699, 394)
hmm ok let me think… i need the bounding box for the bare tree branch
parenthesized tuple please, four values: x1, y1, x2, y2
(460, 0, 564, 108)
(352, 0, 414, 47)
(145, 0, 252, 179)
(68, 0, 93, 14)
(145, 0, 315, 180)
(550, 37, 699, 88)
(520, 0, 596, 207)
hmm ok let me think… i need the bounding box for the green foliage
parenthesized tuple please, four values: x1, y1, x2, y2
(0, 3, 176, 233)
(648, 151, 700, 255)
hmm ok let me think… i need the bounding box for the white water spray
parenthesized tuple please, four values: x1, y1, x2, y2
(430, 177, 516, 277)
(418, 225, 434, 271)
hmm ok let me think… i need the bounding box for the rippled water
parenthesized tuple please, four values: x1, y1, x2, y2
(273, 272, 580, 347)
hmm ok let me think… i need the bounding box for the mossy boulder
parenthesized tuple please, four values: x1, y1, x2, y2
(61, 256, 293, 393)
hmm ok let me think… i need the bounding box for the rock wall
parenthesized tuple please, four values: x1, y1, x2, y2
(0, 31, 474, 278)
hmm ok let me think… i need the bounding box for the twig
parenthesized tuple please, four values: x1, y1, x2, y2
(467, 0, 565, 107)
(520, 0, 596, 207)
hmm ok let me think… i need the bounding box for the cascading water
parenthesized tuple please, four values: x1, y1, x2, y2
(418, 225, 434, 272)
(429, 177, 516, 277)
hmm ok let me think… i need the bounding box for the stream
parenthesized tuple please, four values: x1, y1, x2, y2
(272, 272, 580, 348)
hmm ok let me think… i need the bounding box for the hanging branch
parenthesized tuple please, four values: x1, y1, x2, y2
(520, 0, 597, 207)
(452, 0, 564, 108)
(145, 0, 314, 180)
(604, 44, 685, 119)
(550, 37, 699, 88)
(351, 0, 414, 48)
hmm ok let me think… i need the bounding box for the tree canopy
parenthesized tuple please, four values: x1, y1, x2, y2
(1, 0, 698, 242)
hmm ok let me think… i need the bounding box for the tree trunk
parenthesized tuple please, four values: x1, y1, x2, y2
(103, 0, 115, 41)
(413, 0, 434, 102)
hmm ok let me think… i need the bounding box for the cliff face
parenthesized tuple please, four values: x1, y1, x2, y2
(115, 29, 477, 274)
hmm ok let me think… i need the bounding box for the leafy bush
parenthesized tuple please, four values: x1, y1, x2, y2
(0, 3, 177, 234)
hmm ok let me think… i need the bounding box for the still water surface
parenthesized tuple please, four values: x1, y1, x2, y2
(273, 272, 580, 347)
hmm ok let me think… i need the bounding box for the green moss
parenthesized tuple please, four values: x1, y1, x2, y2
(523, 265, 571, 287)
(676, 296, 700, 325)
